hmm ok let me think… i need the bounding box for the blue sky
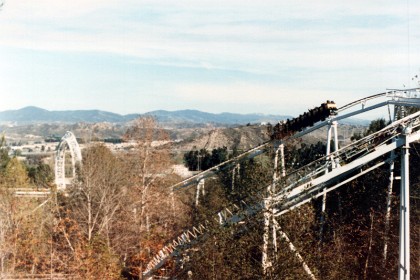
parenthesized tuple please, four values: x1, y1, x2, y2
(0, 0, 419, 116)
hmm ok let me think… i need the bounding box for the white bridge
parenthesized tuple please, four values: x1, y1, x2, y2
(54, 131, 82, 190)
(14, 131, 82, 197)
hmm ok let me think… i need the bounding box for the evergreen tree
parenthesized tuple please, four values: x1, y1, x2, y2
(0, 135, 10, 171)
(4, 157, 29, 187)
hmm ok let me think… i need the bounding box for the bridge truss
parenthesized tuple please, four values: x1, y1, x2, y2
(54, 131, 82, 190)
(144, 88, 420, 279)
(11, 131, 82, 197)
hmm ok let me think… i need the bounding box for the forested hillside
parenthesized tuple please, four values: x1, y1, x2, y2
(0, 118, 418, 279)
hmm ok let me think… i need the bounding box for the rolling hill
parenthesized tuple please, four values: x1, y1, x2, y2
(0, 106, 291, 125)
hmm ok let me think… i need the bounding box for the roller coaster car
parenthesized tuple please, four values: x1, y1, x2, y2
(323, 100, 338, 114)
(270, 101, 338, 140)
(316, 100, 337, 121)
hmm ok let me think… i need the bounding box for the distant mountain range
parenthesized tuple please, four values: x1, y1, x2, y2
(0, 106, 292, 125)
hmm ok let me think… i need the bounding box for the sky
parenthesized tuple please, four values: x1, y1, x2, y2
(0, 0, 419, 116)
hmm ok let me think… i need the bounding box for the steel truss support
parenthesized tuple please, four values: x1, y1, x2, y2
(262, 142, 287, 275)
(263, 211, 318, 279)
(262, 142, 283, 275)
(399, 130, 411, 280)
(54, 131, 82, 190)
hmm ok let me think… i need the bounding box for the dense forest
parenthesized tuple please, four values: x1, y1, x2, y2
(0, 117, 418, 279)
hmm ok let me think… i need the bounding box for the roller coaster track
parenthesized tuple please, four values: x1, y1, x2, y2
(166, 88, 420, 193)
(143, 88, 420, 278)
(336, 87, 420, 113)
(336, 91, 388, 112)
(272, 110, 420, 215)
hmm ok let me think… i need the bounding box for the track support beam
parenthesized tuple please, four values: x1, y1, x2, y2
(398, 130, 411, 280)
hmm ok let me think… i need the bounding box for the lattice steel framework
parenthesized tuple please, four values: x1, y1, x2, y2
(54, 131, 82, 190)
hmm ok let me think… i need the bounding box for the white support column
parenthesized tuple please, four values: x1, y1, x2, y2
(232, 166, 236, 192)
(332, 121, 339, 168)
(195, 179, 205, 207)
(272, 142, 283, 187)
(262, 181, 274, 273)
(326, 124, 332, 165)
(280, 143, 286, 178)
(320, 121, 339, 241)
(383, 151, 395, 265)
(232, 163, 240, 191)
(195, 182, 200, 207)
(271, 143, 283, 258)
(272, 214, 278, 255)
(384, 105, 398, 265)
(398, 131, 410, 280)
(262, 198, 272, 275)
(320, 123, 333, 240)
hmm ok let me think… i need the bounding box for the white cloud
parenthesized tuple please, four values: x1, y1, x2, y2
(0, 0, 419, 113)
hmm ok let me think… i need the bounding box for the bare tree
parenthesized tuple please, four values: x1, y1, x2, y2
(59, 144, 127, 278)
(67, 144, 127, 242)
(122, 117, 186, 276)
